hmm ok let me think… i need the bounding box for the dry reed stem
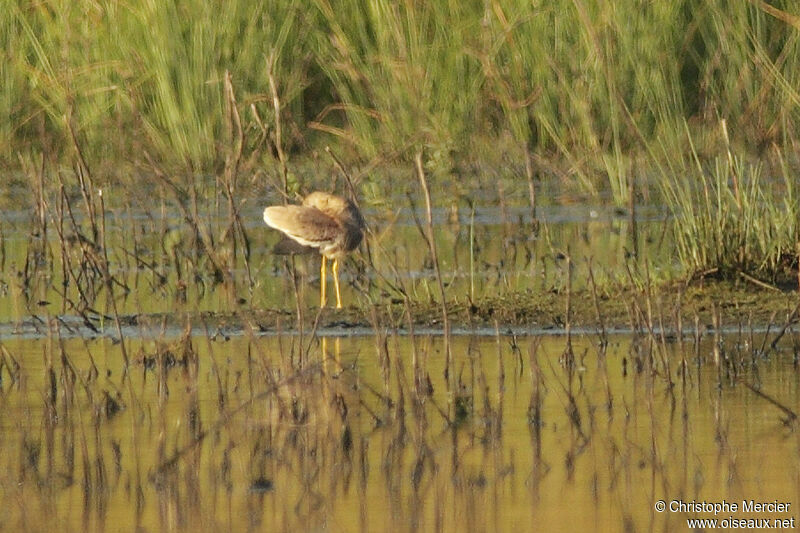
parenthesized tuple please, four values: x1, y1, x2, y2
(221, 71, 253, 290)
(267, 52, 289, 201)
(414, 152, 452, 386)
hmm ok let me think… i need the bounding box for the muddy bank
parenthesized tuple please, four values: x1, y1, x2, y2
(332, 280, 799, 335)
(7, 281, 796, 340)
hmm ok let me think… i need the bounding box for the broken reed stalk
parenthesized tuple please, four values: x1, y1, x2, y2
(523, 148, 539, 231)
(494, 319, 505, 393)
(469, 202, 476, 302)
(768, 301, 800, 354)
(643, 267, 654, 371)
(624, 260, 663, 378)
(413, 152, 452, 385)
(303, 302, 327, 365)
(739, 379, 798, 424)
(19, 153, 48, 296)
(496, 181, 508, 239)
(32, 153, 47, 248)
(289, 256, 305, 368)
(645, 263, 672, 386)
(222, 70, 253, 289)
(325, 145, 376, 274)
(367, 303, 391, 392)
(263, 61, 306, 361)
(325, 146, 359, 197)
(563, 252, 573, 364)
(50, 175, 100, 313)
(628, 168, 638, 259)
(267, 52, 289, 200)
(66, 108, 99, 243)
(56, 183, 68, 314)
(0, 219, 5, 273)
(586, 257, 607, 348)
(97, 189, 130, 369)
(144, 155, 228, 281)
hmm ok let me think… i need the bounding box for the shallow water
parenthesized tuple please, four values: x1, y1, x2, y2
(0, 331, 798, 532)
(1, 189, 798, 531)
(0, 197, 674, 325)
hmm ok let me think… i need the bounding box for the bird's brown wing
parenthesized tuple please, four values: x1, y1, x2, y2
(272, 237, 316, 255)
(263, 205, 340, 249)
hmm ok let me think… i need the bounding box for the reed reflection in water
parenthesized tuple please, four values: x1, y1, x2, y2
(0, 331, 797, 532)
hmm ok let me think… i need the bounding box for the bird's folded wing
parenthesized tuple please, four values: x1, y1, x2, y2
(272, 237, 316, 255)
(263, 206, 340, 248)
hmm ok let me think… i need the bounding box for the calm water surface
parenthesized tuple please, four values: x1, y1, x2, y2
(0, 332, 797, 532)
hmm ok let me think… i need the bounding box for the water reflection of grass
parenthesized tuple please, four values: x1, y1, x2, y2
(0, 329, 797, 532)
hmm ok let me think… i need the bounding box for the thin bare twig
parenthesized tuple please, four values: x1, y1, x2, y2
(414, 152, 452, 385)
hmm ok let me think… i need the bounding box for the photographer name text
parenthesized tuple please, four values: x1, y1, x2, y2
(669, 500, 791, 515)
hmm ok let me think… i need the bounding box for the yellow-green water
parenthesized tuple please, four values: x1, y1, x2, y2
(0, 332, 797, 532)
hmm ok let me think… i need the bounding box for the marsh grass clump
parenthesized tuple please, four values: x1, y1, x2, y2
(661, 150, 799, 283)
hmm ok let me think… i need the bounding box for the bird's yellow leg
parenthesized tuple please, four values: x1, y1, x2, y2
(333, 258, 343, 309)
(321, 336, 329, 375)
(320, 256, 327, 308)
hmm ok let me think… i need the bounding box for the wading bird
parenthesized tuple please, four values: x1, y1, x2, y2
(263, 192, 365, 309)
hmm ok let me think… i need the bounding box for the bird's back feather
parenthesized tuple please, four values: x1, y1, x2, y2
(263, 205, 340, 249)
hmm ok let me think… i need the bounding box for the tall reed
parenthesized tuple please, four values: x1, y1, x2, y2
(311, 0, 484, 170)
